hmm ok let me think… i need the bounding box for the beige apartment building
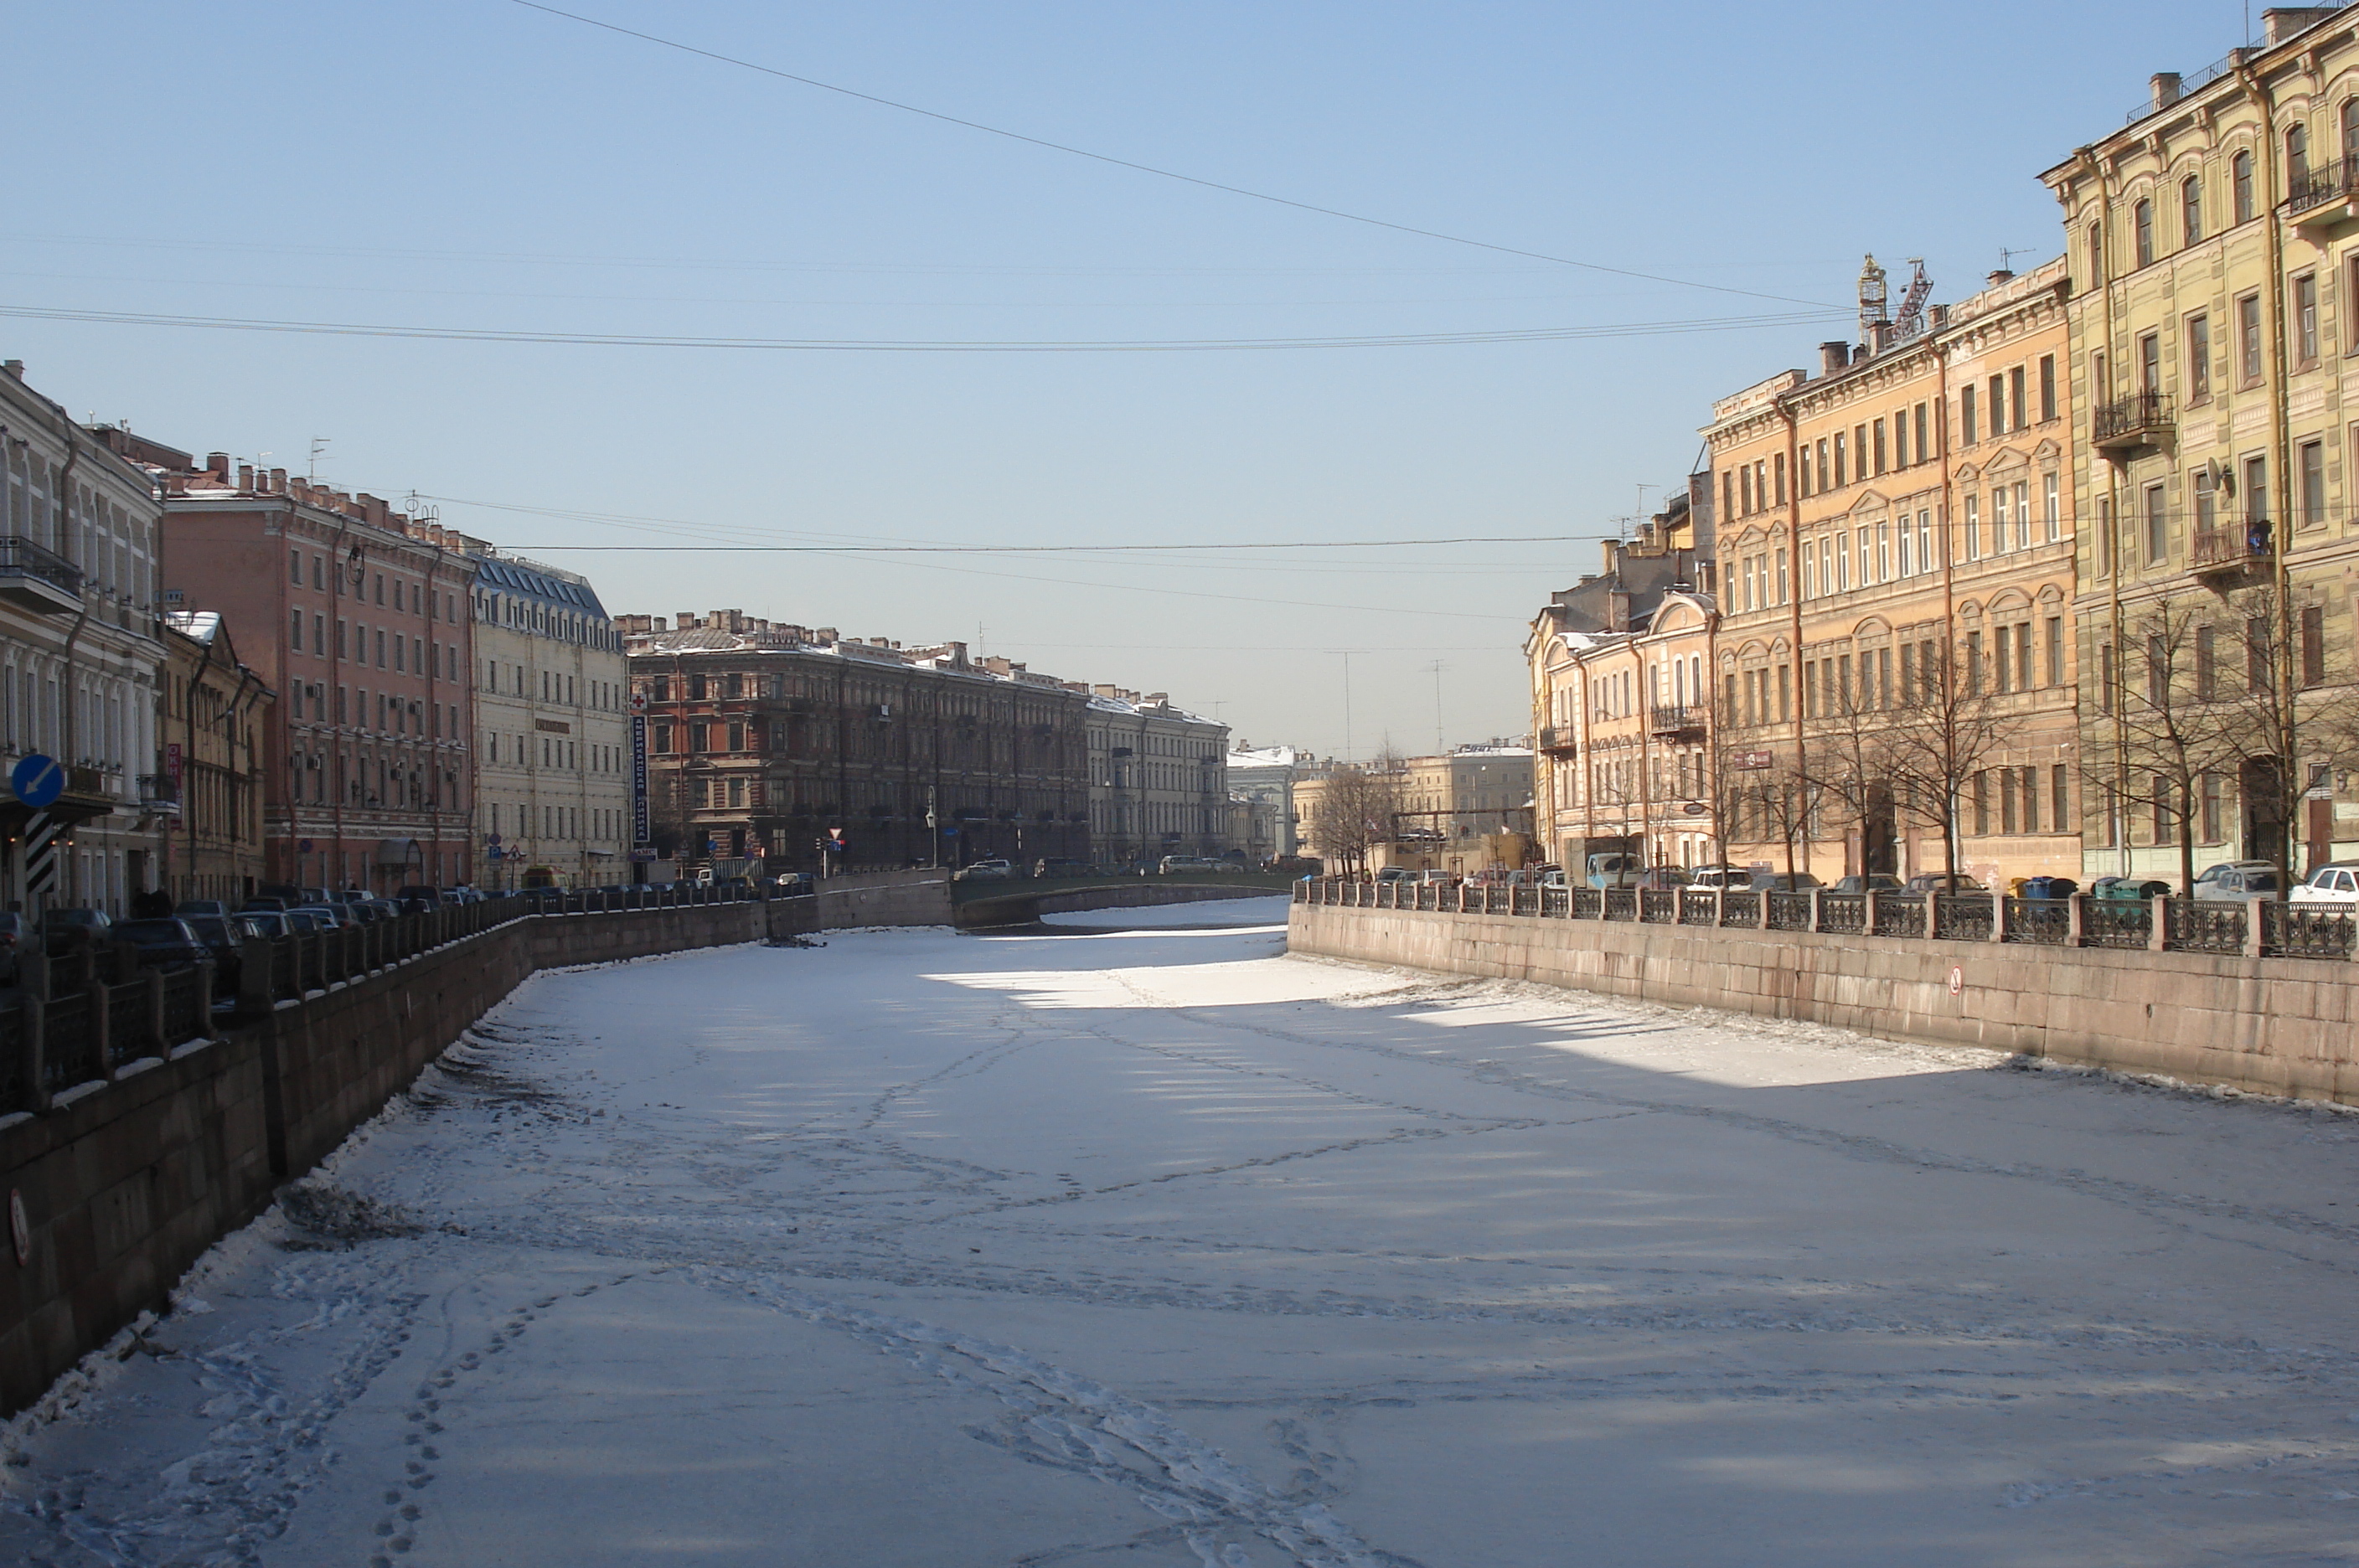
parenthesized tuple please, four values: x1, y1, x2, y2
(2044, 6, 2359, 881)
(1701, 259, 2083, 887)
(1529, 591, 1721, 873)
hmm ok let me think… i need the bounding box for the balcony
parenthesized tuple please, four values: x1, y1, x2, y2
(0, 536, 85, 615)
(1536, 726, 1577, 757)
(1649, 705, 1705, 740)
(2285, 158, 2359, 235)
(137, 773, 180, 816)
(2092, 390, 2175, 453)
(2191, 520, 2274, 579)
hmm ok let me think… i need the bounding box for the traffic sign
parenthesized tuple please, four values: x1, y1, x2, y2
(10, 754, 63, 810)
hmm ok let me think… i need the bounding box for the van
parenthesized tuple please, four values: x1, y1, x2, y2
(1585, 852, 1641, 889)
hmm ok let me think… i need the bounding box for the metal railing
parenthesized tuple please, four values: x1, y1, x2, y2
(0, 535, 85, 599)
(1293, 880, 2359, 967)
(0, 881, 772, 1117)
(2192, 522, 2273, 571)
(2092, 389, 2174, 446)
(2285, 156, 2359, 216)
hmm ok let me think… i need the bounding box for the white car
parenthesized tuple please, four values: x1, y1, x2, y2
(2292, 861, 2359, 904)
(952, 859, 1014, 881)
(2189, 861, 2284, 901)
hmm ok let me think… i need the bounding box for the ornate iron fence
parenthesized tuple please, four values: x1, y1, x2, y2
(2269, 902, 2359, 958)
(2168, 899, 2248, 955)
(1720, 890, 1763, 928)
(1603, 888, 1638, 921)
(1677, 890, 1716, 926)
(1639, 889, 1676, 924)
(1572, 887, 1603, 919)
(105, 978, 152, 1070)
(2005, 898, 2072, 946)
(1872, 895, 1927, 939)
(2082, 898, 2153, 949)
(1818, 893, 1866, 935)
(42, 993, 96, 1094)
(1933, 894, 1994, 942)
(1541, 886, 1570, 917)
(1764, 891, 1814, 931)
(163, 967, 209, 1046)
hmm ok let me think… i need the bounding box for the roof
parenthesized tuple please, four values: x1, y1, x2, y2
(163, 610, 223, 645)
(470, 554, 611, 617)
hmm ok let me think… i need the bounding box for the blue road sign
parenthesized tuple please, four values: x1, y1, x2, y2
(11, 754, 63, 810)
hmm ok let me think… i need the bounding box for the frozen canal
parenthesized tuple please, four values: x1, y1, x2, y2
(10, 898, 2359, 1566)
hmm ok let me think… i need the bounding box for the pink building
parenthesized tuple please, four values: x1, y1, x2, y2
(156, 456, 474, 891)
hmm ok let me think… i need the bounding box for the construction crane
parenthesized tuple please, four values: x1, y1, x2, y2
(1892, 259, 1933, 342)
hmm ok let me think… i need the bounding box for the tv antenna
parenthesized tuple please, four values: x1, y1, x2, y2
(307, 436, 330, 480)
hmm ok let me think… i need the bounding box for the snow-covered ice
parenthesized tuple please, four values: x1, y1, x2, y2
(1039, 895, 1291, 929)
(10, 919, 2359, 1565)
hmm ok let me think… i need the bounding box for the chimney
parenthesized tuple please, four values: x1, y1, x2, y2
(1987, 268, 2015, 286)
(1871, 322, 1897, 353)
(1820, 341, 1851, 377)
(2264, 8, 2338, 47)
(816, 627, 837, 643)
(206, 451, 229, 477)
(0, 360, 21, 380)
(1929, 303, 1949, 330)
(268, 467, 286, 493)
(237, 463, 254, 491)
(2150, 72, 2182, 112)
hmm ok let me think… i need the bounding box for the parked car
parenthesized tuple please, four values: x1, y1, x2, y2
(355, 899, 403, 923)
(1371, 866, 1414, 883)
(1688, 865, 1752, 890)
(174, 900, 231, 920)
(111, 918, 209, 971)
(1633, 867, 1691, 890)
(2190, 862, 2282, 901)
(1830, 874, 1906, 895)
(774, 871, 816, 893)
(181, 916, 256, 994)
(1157, 855, 1225, 874)
(1034, 858, 1093, 879)
(2293, 860, 2359, 904)
(281, 908, 338, 933)
(42, 908, 112, 942)
(1755, 872, 1825, 893)
(238, 910, 293, 939)
(392, 885, 441, 915)
(953, 859, 1014, 882)
(1902, 873, 1984, 895)
(287, 904, 352, 929)
(1267, 855, 1323, 876)
(1584, 852, 1642, 889)
(1536, 866, 1567, 888)
(240, 895, 293, 915)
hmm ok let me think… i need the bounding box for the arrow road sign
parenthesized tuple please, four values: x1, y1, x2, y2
(11, 754, 63, 810)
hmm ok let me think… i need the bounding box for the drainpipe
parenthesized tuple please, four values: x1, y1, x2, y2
(181, 623, 220, 895)
(1934, 309, 1965, 883)
(2243, 62, 2302, 879)
(1779, 400, 1807, 881)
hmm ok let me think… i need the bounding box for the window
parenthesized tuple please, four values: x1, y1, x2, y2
(727, 721, 746, 751)
(689, 722, 708, 753)
(2296, 272, 2320, 365)
(2302, 440, 2326, 525)
(2304, 604, 2327, 687)
(1960, 384, 1978, 446)
(290, 609, 302, 649)
(289, 548, 302, 583)
(1873, 419, 1887, 475)
(1996, 626, 2012, 693)
(2202, 771, 2224, 843)
(2139, 331, 2161, 392)
(2248, 615, 2272, 693)
(1816, 439, 1830, 493)
(2134, 198, 2155, 266)
(2194, 467, 2217, 540)
(2044, 473, 2062, 542)
(1773, 451, 1786, 504)
(1994, 487, 2012, 554)
(2196, 625, 2217, 701)
(2182, 174, 2203, 245)
(1834, 432, 1847, 488)
(2246, 456, 2270, 531)
(2038, 354, 2057, 423)
(2238, 294, 2264, 383)
(2046, 616, 2063, 686)
(1914, 402, 1928, 462)
(2233, 149, 2256, 223)
(1967, 631, 1984, 694)
(2186, 313, 2211, 402)
(2145, 483, 2168, 564)
(1964, 496, 1980, 560)
(2098, 642, 2114, 714)
(2088, 222, 2105, 287)
(2289, 123, 2312, 193)
(1918, 508, 1933, 574)
(1973, 771, 1990, 836)
(1990, 374, 2007, 436)
(2010, 366, 2026, 431)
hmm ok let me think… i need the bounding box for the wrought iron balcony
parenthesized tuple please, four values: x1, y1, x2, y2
(1649, 704, 1705, 740)
(2092, 390, 2174, 452)
(2191, 521, 2274, 577)
(1536, 725, 1577, 756)
(2285, 158, 2359, 231)
(0, 535, 85, 614)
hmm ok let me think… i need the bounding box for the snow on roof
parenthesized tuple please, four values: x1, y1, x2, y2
(1227, 745, 1300, 768)
(164, 609, 222, 644)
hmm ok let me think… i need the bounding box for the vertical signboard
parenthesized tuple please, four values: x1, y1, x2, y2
(631, 714, 650, 846)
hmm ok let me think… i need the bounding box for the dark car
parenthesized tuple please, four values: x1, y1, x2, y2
(182, 915, 260, 994)
(174, 900, 231, 920)
(112, 918, 209, 971)
(1902, 873, 1985, 895)
(1267, 855, 1324, 876)
(391, 885, 441, 915)
(1033, 858, 1092, 879)
(42, 908, 112, 946)
(1831, 874, 1906, 895)
(240, 895, 293, 915)
(1755, 872, 1825, 892)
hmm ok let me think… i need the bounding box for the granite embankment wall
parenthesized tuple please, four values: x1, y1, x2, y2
(0, 899, 779, 1415)
(810, 868, 953, 928)
(1288, 903, 2359, 1106)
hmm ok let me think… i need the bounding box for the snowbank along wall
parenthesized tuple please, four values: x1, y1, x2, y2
(1288, 903, 2359, 1106)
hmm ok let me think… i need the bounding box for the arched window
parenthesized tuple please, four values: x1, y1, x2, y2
(2134, 199, 2155, 266)
(2233, 149, 2255, 222)
(2345, 99, 2359, 165)
(2289, 123, 2311, 193)
(2181, 174, 2203, 245)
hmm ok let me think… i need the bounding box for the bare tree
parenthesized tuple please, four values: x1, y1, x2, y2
(1309, 762, 1403, 874)
(2109, 596, 2251, 894)
(2212, 586, 2359, 883)
(1879, 632, 2019, 891)
(1798, 680, 1895, 880)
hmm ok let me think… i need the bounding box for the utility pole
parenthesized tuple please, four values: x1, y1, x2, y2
(1427, 660, 1446, 753)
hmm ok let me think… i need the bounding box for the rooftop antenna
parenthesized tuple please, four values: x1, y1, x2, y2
(1892, 258, 1933, 341)
(307, 436, 330, 480)
(1427, 660, 1447, 753)
(1996, 246, 2031, 275)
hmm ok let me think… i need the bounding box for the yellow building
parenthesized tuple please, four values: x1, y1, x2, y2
(2044, 9, 2359, 881)
(1701, 259, 2083, 887)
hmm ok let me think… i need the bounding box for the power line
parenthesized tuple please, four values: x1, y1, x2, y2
(507, 0, 1837, 311)
(0, 302, 1842, 353)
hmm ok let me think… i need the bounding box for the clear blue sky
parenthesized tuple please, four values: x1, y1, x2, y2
(7, 0, 2252, 758)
